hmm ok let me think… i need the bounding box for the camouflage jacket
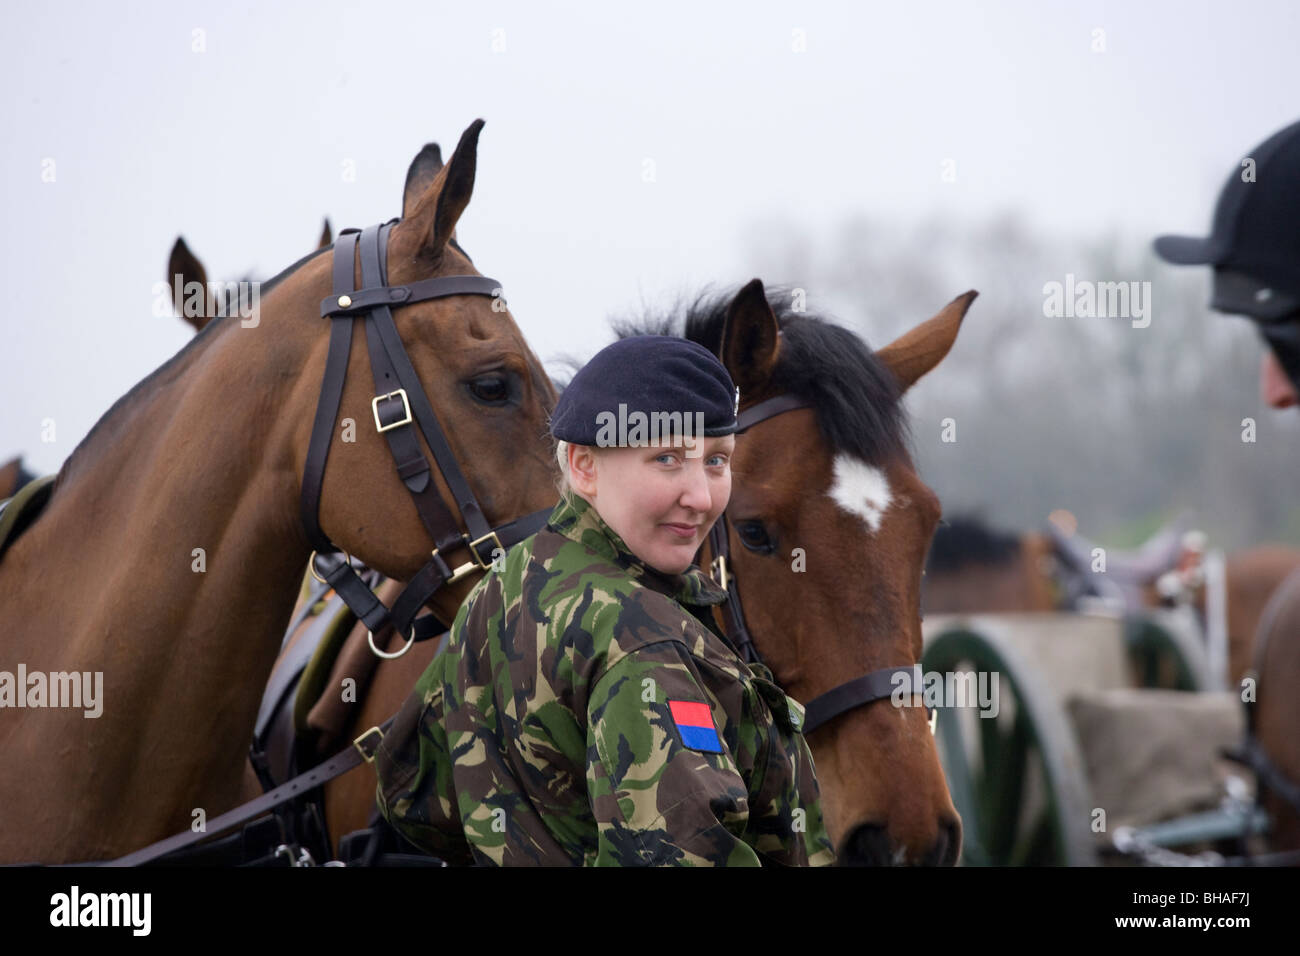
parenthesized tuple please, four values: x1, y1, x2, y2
(373, 490, 835, 866)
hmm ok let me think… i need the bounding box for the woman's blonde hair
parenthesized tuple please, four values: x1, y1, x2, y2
(554, 439, 603, 498)
(553, 439, 572, 497)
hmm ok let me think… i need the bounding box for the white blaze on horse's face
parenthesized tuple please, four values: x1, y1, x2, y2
(829, 454, 893, 534)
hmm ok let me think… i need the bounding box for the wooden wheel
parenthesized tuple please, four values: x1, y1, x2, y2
(1124, 610, 1208, 692)
(923, 625, 1098, 866)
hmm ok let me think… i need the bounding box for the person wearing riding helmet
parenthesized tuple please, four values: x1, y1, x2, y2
(1155, 118, 1300, 409)
(1155, 118, 1300, 857)
(374, 334, 834, 866)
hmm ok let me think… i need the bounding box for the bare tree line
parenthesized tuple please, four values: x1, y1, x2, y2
(741, 212, 1300, 550)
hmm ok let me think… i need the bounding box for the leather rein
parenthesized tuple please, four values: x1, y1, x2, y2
(705, 393, 928, 736)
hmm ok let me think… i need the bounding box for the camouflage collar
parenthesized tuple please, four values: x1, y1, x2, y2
(547, 491, 728, 608)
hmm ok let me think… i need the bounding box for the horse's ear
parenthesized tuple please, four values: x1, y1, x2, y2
(720, 279, 782, 395)
(167, 237, 210, 333)
(317, 218, 333, 249)
(402, 143, 444, 219)
(877, 290, 977, 393)
(399, 121, 482, 258)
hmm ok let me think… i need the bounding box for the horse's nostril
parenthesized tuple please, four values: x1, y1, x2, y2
(923, 819, 960, 867)
(935, 818, 962, 867)
(838, 824, 893, 866)
(839, 819, 963, 867)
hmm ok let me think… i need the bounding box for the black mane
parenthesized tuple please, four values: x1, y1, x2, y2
(610, 286, 909, 465)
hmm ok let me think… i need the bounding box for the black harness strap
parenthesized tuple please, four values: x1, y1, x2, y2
(104, 720, 395, 867)
(358, 223, 496, 548)
(358, 223, 464, 551)
(734, 392, 812, 433)
(298, 220, 549, 645)
(706, 392, 930, 736)
(300, 231, 361, 555)
(802, 666, 925, 735)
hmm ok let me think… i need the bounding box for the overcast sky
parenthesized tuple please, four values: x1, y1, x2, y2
(4, 0, 1299, 473)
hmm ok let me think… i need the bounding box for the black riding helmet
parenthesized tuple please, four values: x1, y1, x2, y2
(1154, 119, 1300, 390)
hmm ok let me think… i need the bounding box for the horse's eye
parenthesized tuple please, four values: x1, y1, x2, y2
(734, 520, 775, 554)
(468, 375, 510, 406)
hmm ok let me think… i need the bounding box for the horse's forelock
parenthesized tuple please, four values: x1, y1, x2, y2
(612, 286, 909, 466)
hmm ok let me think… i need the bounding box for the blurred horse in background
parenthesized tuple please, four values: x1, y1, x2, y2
(922, 513, 1300, 686)
(0, 458, 37, 500)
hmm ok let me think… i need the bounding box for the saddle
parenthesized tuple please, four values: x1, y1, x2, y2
(0, 473, 56, 562)
(252, 571, 445, 790)
(0, 456, 38, 500)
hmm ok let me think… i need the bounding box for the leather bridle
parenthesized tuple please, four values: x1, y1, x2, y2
(705, 393, 928, 735)
(301, 219, 551, 658)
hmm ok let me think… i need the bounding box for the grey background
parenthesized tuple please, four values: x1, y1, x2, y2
(4, 1, 1299, 546)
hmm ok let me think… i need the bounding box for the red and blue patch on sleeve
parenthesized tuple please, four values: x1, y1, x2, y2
(668, 699, 723, 753)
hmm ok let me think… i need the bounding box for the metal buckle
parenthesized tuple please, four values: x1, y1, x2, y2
(274, 844, 316, 867)
(367, 625, 416, 660)
(434, 531, 505, 585)
(467, 530, 504, 569)
(711, 554, 729, 592)
(371, 388, 413, 433)
(308, 549, 353, 584)
(353, 725, 385, 763)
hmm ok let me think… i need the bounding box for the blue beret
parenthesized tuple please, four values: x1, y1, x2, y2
(549, 336, 740, 446)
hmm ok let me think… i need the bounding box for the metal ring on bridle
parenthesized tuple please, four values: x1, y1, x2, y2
(368, 625, 416, 660)
(308, 549, 352, 584)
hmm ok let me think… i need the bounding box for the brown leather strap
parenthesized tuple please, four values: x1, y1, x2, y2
(357, 223, 493, 548)
(358, 223, 463, 552)
(704, 392, 929, 735)
(298, 220, 551, 644)
(706, 394, 814, 662)
(707, 515, 760, 664)
(300, 231, 360, 554)
(737, 393, 812, 432)
(105, 718, 395, 867)
(802, 665, 927, 735)
(320, 275, 502, 318)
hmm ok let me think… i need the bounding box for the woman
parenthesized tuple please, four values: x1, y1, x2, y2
(374, 335, 833, 866)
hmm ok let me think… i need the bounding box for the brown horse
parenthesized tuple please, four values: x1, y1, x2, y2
(921, 518, 1058, 613)
(1223, 545, 1300, 685)
(1239, 567, 1300, 854)
(0, 120, 559, 863)
(271, 282, 974, 866)
(692, 282, 971, 865)
(0, 457, 37, 501)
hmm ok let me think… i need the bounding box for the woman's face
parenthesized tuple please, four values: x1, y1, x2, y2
(569, 435, 736, 575)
